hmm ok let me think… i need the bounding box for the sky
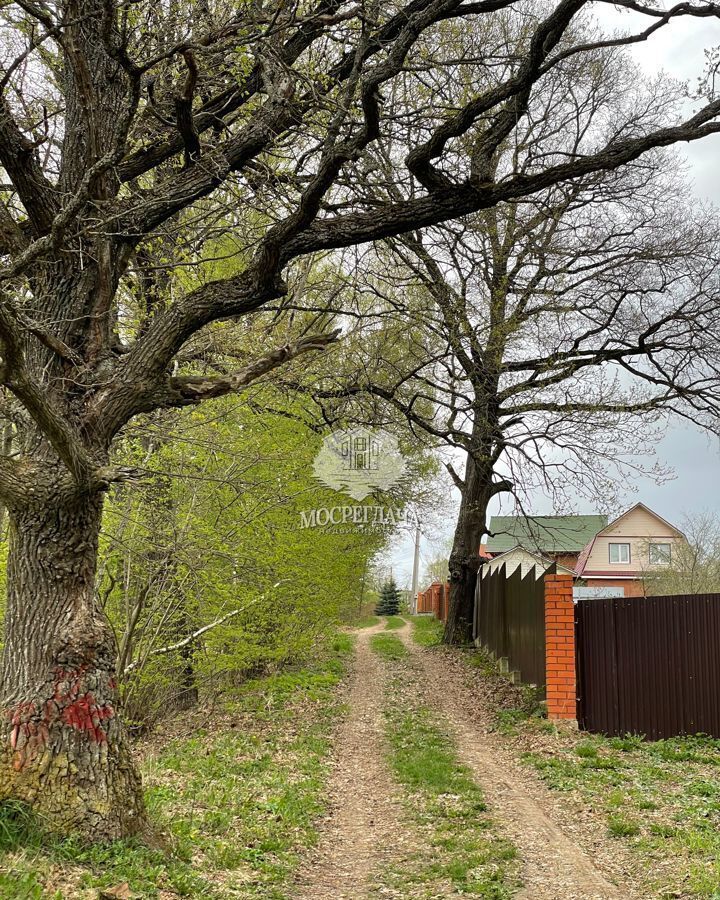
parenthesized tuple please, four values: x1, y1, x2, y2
(389, 3, 720, 589)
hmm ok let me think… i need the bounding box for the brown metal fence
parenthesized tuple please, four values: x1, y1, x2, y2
(576, 593, 720, 739)
(474, 564, 549, 690)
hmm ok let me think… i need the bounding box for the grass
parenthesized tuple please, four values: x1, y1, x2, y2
(370, 637, 519, 898)
(518, 727, 720, 897)
(607, 814, 641, 838)
(379, 701, 518, 897)
(409, 615, 444, 647)
(353, 615, 380, 629)
(369, 633, 408, 660)
(492, 685, 546, 735)
(0, 633, 354, 899)
(464, 646, 500, 677)
(384, 615, 405, 630)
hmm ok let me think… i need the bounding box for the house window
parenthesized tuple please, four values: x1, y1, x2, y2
(609, 543, 630, 564)
(649, 543, 672, 565)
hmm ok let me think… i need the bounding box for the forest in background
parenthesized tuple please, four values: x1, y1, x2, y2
(0, 379, 436, 730)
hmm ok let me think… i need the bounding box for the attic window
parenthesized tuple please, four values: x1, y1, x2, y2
(609, 543, 630, 564)
(649, 543, 672, 565)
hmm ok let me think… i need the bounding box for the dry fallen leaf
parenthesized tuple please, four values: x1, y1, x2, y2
(99, 884, 135, 900)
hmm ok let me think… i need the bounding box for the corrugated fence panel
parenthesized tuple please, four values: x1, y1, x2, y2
(475, 564, 547, 691)
(504, 565, 523, 664)
(577, 593, 720, 739)
(577, 597, 618, 735)
(506, 567, 546, 688)
(479, 567, 507, 659)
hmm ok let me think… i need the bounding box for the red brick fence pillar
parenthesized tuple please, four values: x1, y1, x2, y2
(544, 574, 577, 721)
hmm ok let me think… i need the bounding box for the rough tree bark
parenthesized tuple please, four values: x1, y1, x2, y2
(445, 518, 480, 643)
(0, 478, 146, 839)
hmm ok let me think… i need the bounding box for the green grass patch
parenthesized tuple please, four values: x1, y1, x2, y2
(495, 707, 534, 735)
(465, 646, 501, 676)
(370, 633, 408, 661)
(376, 690, 519, 897)
(519, 727, 720, 897)
(384, 615, 405, 630)
(354, 615, 380, 629)
(0, 801, 43, 854)
(388, 707, 476, 796)
(607, 814, 641, 838)
(409, 615, 444, 647)
(0, 870, 52, 900)
(0, 635, 354, 899)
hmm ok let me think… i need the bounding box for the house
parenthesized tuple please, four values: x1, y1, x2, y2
(482, 545, 576, 579)
(574, 503, 686, 597)
(485, 514, 609, 571)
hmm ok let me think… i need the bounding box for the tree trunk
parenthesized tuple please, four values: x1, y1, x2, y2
(444, 562, 477, 645)
(0, 490, 148, 840)
(173, 608, 199, 711)
(443, 453, 491, 645)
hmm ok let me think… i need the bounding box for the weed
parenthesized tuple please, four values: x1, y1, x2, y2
(465, 648, 500, 676)
(575, 742, 599, 759)
(608, 815, 641, 838)
(608, 735, 643, 752)
(0, 801, 43, 853)
(0, 871, 53, 900)
(409, 615, 444, 647)
(650, 823, 678, 838)
(332, 633, 355, 655)
(495, 707, 530, 735)
(688, 780, 720, 798)
(370, 633, 408, 660)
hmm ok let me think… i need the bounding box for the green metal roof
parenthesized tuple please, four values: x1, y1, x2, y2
(486, 515, 608, 555)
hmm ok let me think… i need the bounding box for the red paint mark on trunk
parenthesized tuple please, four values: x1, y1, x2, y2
(59, 691, 113, 743)
(5, 668, 117, 767)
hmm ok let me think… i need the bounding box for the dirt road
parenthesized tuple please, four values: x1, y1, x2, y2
(292, 622, 407, 899)
(395, 622, 640, 900)
(296, 619, 643, 899)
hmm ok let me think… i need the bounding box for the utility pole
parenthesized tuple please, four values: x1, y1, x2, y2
(358, 558, 367, 614)
(410, 522, 421, 615)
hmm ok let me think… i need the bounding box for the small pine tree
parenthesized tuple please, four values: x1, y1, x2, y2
(375, 579, 401, 616)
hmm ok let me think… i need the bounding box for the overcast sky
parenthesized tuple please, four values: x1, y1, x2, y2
(389, 4, 720, 588)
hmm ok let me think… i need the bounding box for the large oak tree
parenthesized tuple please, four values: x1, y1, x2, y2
(2, 0, 720, 838)
(295, 30, 720, 643)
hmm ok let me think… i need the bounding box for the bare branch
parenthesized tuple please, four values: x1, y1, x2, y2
(162, 328, 342, 405)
